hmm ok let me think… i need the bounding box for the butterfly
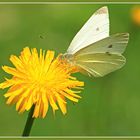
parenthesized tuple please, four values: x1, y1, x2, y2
(61, 6, 129, 77)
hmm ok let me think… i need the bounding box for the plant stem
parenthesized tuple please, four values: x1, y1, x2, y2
(22, 105, 35, 136)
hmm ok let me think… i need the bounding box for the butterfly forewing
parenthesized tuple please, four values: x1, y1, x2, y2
(74, 33, 129, 56)
(67, 6, 109, 54)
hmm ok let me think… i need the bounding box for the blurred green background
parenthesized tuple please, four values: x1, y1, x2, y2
(0, 4, 140, 136)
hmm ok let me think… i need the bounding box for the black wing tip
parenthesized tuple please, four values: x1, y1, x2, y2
(96, 6, 108, 14)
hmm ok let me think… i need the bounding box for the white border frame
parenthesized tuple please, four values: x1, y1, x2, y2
(0, 1, 140, 138)
(0, 2, 139, 4)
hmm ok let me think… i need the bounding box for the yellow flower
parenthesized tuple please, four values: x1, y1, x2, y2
(0, 47, 84, 118)
(131, 6, 140, 26)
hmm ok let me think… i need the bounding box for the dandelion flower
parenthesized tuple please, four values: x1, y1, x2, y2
(131, 6, 140, 26)
(0, 47, 84, 118)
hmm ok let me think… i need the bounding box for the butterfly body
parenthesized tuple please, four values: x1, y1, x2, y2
(62, 6, 129, 77)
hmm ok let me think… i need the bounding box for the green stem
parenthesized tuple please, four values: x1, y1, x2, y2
(22, 105, 35, 136)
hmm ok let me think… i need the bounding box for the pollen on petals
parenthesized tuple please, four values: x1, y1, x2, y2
(0, 47, 84, 118)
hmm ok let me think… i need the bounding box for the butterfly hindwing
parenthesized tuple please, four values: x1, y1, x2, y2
(75, 53, 126, 77)
(73, 33, 129, 77)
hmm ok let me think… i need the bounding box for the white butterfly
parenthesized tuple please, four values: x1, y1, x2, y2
(62, 6, 129, 77)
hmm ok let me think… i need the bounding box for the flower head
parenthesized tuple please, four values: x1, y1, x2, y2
(131, 6, 140, 26)
(0, 47, 84, 118)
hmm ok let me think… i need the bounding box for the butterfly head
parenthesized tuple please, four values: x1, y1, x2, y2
(60, 53, 75, 65)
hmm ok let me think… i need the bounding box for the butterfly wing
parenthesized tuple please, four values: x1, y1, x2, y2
(74, 53, 126, 77)
(67, 6, 109, 54)
(73, 33, 129, 77)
